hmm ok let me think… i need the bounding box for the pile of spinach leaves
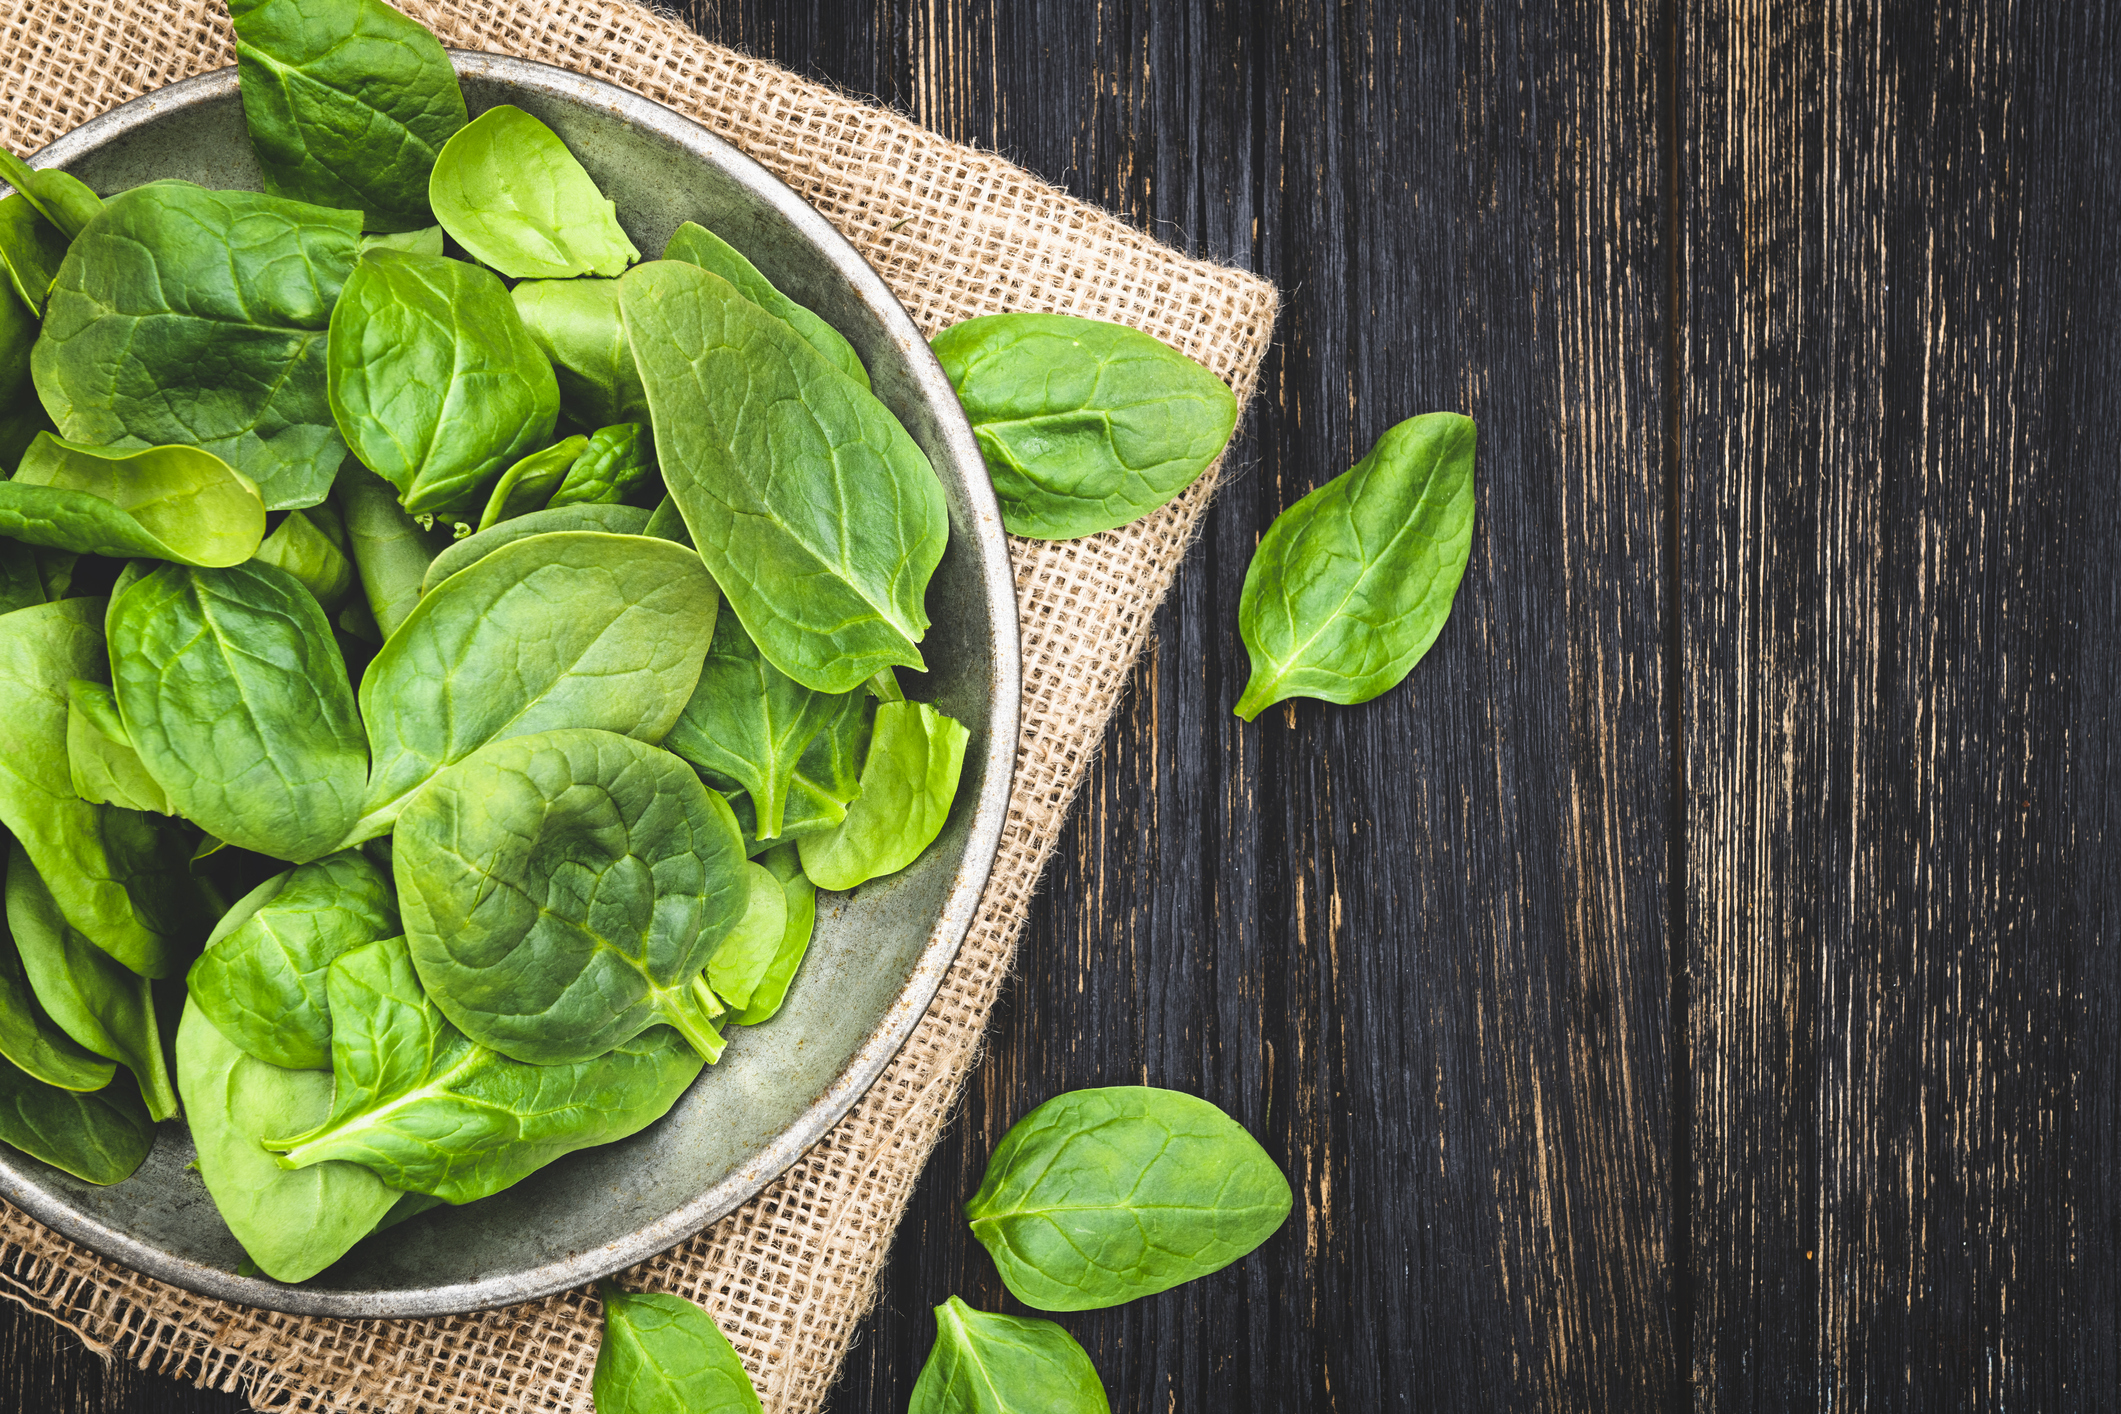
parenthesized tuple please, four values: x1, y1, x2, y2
(0, 0, 972, 1287)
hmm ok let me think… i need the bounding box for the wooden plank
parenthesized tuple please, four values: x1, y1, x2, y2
(1681, 1, 2119, 1405)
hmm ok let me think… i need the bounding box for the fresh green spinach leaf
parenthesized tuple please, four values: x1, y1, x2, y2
(0, 192, 68, 315)
(0, 150, 101, 240)
(395, 729, 746, 1064)
(254, 508, 356, 610)
(360, 225, 444, 256)
(728, 843, 816, 1027)
(187, 850, 397, 1071)
(476, 434, 587, 531)
(0, 274, 30, 409)
(621, 259, 948, 694)
(643, 493, 691, 547)
(419, 502, 651, 593)
(66, 678, 174, 816)
(108, 560, 368, 863)
(703, 861, 787, 1012)
(798, 701, 967, 891)
(931, 313, 1237, 540)
(430, 106, 639, 279)
(664, 220, 868, 389)
(963, 1086, 1292, 1310)
(1234, 412, 1476, 719)
(31, 181, 359, 510)
(335, 458, 450, 638)
(228, 0, 468, 232)
(0, 1057, 152, 1186)
(265, 934, 706, 1203)
(0, 434, 266, 567)
(908, 1297, 1109, 1414)
(593, 1283, 762, 1414)
(327, 248, 560, 517)
(0, 866, 115, 1092)
(510, 277, 649, 428)
(547, 422, 655, 509)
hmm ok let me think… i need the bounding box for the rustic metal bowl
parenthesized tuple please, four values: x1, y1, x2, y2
(0, 54, 1018, 1318)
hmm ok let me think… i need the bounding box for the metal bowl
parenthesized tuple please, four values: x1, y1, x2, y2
(0, 54, 1019, 1318)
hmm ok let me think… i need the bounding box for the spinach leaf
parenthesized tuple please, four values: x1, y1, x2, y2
(265, 934, 706, 1203)
(663, 609, 851, 840)
(31, 181, 359, 510)
(327, 248, 560, 517)
(621, 259, 948, 694)
(593, 1283, 762, 1414)
(908, 1297, 1109, 1414)
(476, 434, 587, 531)
(419, 502, 651, 593)
(175, 996, 401, 1282)
(108, 561, 368, 863)
(725, 688, 873, 853)
(254, 508, 355, 610)
(510, 277, 649, 428)
(548, 422, 656, 509)
(664, 220, 868, 389)
(0, 872, 116, 1091)
(430, 106, 639, 279)
(1234, 412, 1476, 719)
(395, 729, 746, 1065)
(0, 434, 266, 567)
(643, 493, 690, 546)
(66, 679, 173, 816)
(228, 0, 467, 233)
(931, 313, 1237, 541)
(0, 192, 68, 315)
(0, 150, 102, 240)
(0, 1058, 152, 1186)
(355, 531, 717, 838)
(360, 226, 444, 257)
(798, 701, 967, 891)
(335, 458, 450, 638)
(728, 843, 816, 1027)
(6, 845, 179, 1120)
(0, 274, 30, 409)
(703, 861, 787, 1012)
(0, 598, 188, 977)
(187, 851, 397, 1071)
(963, 1086, 1292, 1311)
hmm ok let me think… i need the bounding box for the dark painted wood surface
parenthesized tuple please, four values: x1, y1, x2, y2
(4, 1, 2113, 1410)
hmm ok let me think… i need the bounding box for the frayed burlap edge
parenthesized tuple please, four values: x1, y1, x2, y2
(0, 1, 1279, 1409)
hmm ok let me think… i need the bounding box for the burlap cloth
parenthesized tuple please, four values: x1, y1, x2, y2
(0, 1, 1275, 1409)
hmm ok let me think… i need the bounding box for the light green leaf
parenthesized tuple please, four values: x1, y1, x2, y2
(798, 701, 967, 891)
(510, 277, 648, 428)
(0, 857, 115, 1092)
(546, 422, 655, 509)
(593, 1283, 763, 1414)
(335, 458, 450, 639)
(0, 150, 102, 241)
(254, 507, 355, 609)
(703, 861, 787, 1012)
(0, 434, 266, 567)
(420, 501, 651, 593)
(66, 678, 173, 816)
(476, 434, 586, 531)
(360, 225, 444, 256)
(0, 192, 68, 315)
(728, 843, 816, 1027)
(664, 220, 867, 389)
(909, 1297, 1109, 1414)
(430, 106, 638, 279)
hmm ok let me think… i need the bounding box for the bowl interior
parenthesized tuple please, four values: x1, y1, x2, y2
(0, 55, 1017, 1318)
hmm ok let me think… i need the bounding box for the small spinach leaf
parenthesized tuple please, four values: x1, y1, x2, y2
(30, 181, 359, 510)
(359, 226, 444, 256)
(476, 434, 587, 531)
(0, 192, 68, 315)
(908, 1297, 1109, 1414)
(664, 220, 867, 389)
(420, 502, 651, 593)
(0, 150, 102, 240)
(931, 313, 1237, 540)
(229, 0, 467, 233)
(703, 861, 787, 1012)
(0, 434, 266, 567)
(0, 1057, 152, 1186)
(1234, 412, 1476, 719)
(621, 259, 948, 693)
(963, 1086, 1292, 1310)
(797, 701, 967, 891)
(0, 870, 115, 1092)
(548, 422, 656, 509)
(593, 1283, 762, 1414)
(327, 248, 560, 517)
(254, 508, 355, 610)
(728, 843, 816, 1027)
(265, 934, 706, 1203)
(109, 561, 368, 863)
(510, 277, 649, 428)
(335, 459, 451, 638)
(66, 679, 173, 816)
(430, 106, 639, 279)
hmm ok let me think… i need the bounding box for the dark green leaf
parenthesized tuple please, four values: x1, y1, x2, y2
(0, 272, 30, 410)
(476, 434, 586, 531)
(0, 860, 116, 1092)
(510, 277, 649, 428)
(908, 1297, 1109, 1414)
(429, 106, 638, 279)
(419, 501, 651, 593)
(0, 1056, 151, 1186)
(66, 678, 173, 816)
(727, 842, 815, 1027)
(0, 150, 101, 241)
(547, 422, 656, 509)
(0, 434, 266, 566)
(797, 701, 967, 891)
(664, 220, 867, 389)
(593, 1283, 762, 1414)
(0, 192, 68, 315)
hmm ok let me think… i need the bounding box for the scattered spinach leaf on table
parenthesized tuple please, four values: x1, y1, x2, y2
(430, 106, 639, 279)
(548, 422, 656, 509)
(510, 277, 649, 428)
(592, 1282, 762, 1414)
(0, 434, 266, 567)
(798, 701, 967, 891)
(476, 434, 588, 531)
(66, 678, 174, 816)
(0, 1057, 152, 1186)
(664, 219, 868, 389)
(908, 1297, 1109, 1414)
(420, 501, 651, 592)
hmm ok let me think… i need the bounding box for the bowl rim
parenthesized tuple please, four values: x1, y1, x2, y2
(0, 50, 1021, 1319)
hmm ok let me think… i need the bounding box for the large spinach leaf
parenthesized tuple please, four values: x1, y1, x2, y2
(175, 996, 400, 1283)
(265, 935, 706, 1202)
(355, 531, 717, 838)
(931, 313, 1237, 540)
(0, 150, 102, 240)
(1234, 412, 1476, 719)
(727, 843, 815, 1027)
(797, 701, 967, 891)
(419, 502, 651, 593)
(593, 1283, 762, 1414)
(395, 729, 746, 1064)
(0, 192, 68, 315)
(510, 277, 648, 428)
(108, 561, 368, 863)
(6, 845, 179, 1121)
(620, 259, 948, 694)
(702, 861, 786, 1013)
(663, 220, 867, 389)
(963, 1086, 1292, 1310)
(476, 435, 586, 531)
(908, 1297, 1109, 1414)
(430, 106, 638, 279)
(30, 181, 359, 510)
(228, 0, 467, 233)
(0, 874, 115, 1092)
(0, 434, 266, 566)
(0, 1057, 152, 1186)
(187, 850, 397, 1071)
(335, 458, 450, 638)
(253, 507, 355, 610)
(547, 422, 655, 509)
(327, 248, 560, 517)
(66, 679, 173, 816)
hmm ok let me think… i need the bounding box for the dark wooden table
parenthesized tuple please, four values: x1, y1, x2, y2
(9, 0, 2119, 1408)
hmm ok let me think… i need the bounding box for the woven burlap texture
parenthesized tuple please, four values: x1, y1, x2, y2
(0, 1, 1277, 1409)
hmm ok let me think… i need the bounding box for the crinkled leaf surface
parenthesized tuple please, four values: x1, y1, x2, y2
(510, 277, 648, 428)
(335, 458, 448, 638)
(395, 729, 747, 1065)
(0, 1056, 151, 1186)
(30, 181, 358, 510)
(547, 422, 655, 509)
(963, 1086, 1292, 1311)
(664, 220, 868, 389)
(229, 0, 467, 233)
(0, 192, 67, 315)
(420, 501, 650, 593)
(0, 434, 265, 566)
(728, 842, 815, 1027)
(798, 701, 967, 891)
(1234, 412, 1476, 719)
(430, 106, 639, 279)
(327, 248, 559, 517)
(108, 560, 368, 863)
(621, 259, 947, 693)
(593, 1284, 763, 1414)
(266, 934, 706, 1203)
(66, 678, 173, 816)
(908, 1297, 1109, 1414)
(703, 861, 786, 1012)
(476, 434, 585, 531)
